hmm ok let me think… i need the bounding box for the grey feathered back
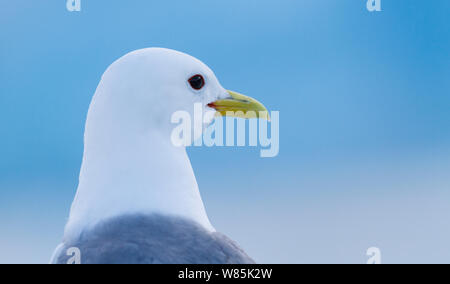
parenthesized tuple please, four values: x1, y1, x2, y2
(55, 214, 255, 264)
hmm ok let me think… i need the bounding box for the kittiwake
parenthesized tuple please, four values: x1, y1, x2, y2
(50, 48, 268, 264)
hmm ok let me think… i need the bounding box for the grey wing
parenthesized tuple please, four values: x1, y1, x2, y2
(54, 214, 255, 264)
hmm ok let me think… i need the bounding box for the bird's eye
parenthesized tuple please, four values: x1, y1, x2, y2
(188, 74, 205, 90)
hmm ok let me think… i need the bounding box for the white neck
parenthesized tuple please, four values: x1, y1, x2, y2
(64, 87, 214, 241)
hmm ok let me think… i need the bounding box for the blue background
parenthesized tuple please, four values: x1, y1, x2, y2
(1, 0, 449, 263)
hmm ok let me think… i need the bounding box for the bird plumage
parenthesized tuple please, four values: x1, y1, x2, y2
(54, 214, 254, 264)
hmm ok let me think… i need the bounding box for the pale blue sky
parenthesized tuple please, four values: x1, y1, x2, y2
(1, 1, 449, 263)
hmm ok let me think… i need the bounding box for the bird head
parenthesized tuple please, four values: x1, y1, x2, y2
(95, 48, 269, 143)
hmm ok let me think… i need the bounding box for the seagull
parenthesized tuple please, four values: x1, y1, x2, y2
(51, 48, 268, 264)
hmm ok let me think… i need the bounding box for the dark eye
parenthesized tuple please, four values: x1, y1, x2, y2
(188, 74, 205, 90)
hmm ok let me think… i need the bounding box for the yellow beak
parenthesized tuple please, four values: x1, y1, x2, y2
(207, 90, 270, 120)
